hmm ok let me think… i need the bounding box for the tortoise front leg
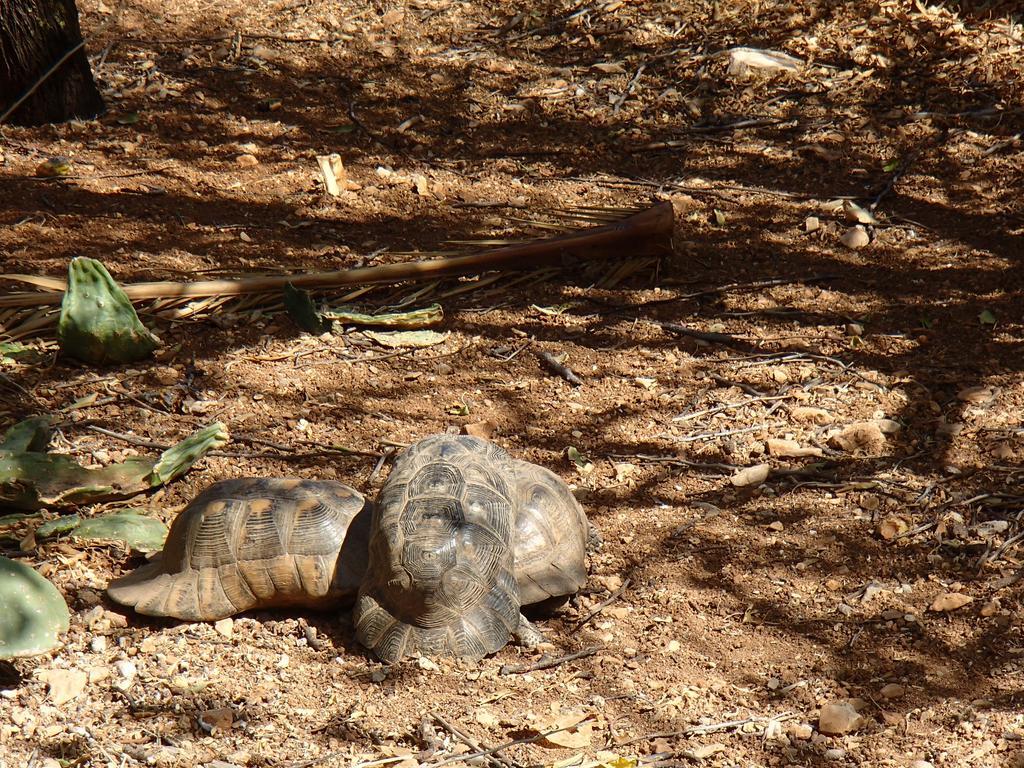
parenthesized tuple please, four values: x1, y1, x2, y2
(512, 613, 545, 648)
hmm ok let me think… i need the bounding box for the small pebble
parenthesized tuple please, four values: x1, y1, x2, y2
(114, 660, 137, 685)
(90, 636, 107, 654)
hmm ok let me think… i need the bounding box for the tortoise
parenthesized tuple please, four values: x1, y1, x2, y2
(107, 435, 591, 661)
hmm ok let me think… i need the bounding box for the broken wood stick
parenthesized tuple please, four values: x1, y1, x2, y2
(0, 203, 674, 309)
(535, 349, 583, 385)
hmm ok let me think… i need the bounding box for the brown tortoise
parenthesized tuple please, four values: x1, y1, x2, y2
(107, 435, 591, 662)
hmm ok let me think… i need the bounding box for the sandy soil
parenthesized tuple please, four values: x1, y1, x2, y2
(2, 1, 1024, 767)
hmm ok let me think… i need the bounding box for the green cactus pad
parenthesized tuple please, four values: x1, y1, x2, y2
(0, 556, 70, 659)
(283, 283, 330, 334)
(73, 511, 168, 552)
(57, 257, 161, 364)
(35, 514, 83, 539)
(148, 422, 229, 485)
(0, 422, 229, 510)
(0, 416, 53, 453)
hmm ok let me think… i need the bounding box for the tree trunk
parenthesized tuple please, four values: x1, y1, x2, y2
(0, 0, 104, 126)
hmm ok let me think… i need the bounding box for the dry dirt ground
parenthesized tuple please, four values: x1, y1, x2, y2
(2, 1, 1024, 767)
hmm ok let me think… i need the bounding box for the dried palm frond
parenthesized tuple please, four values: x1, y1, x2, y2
(0, 202, 673, 340)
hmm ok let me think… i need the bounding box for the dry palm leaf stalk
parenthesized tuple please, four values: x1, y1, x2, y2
(0, 202, 673, 340)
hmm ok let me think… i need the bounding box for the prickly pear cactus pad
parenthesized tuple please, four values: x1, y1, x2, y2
(0, 557, 70, 659)
(0, 421, 229, 510)
(57, 257, 160, 364)
(0, 416, 53, 452)
(72, 511, 169, 552)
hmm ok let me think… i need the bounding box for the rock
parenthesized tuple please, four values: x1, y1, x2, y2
(909, 762, 935, 768)
(684, 743, 726, 760)
(879, 683, 905, 699)
(462, 420, 498, 439)
(875, 418, 902, 434)
(929, 592, 973, 612)
(805, 216, 820, 233)
(957, 385, 996, 404)
(235, 153, 259, 167)
(844, 322, 864, 337)
(113, 659, 137, 690)
(214, 618, 234, 638)
(789, 722, 814, 740)
(90, 636, 107, 653)
(825, 748, 847, 760)
(980, 598, 1000, 617)
(767, 438, 822, 457)
(843, 200, 881, 225)
(840, 225, 870, 249)
(730, 463, 770, 487)
(878, 516, 909, 540)
(818, 701, 863, 735)
(830, 422, 886, 454)
(790, 406, 833, 425)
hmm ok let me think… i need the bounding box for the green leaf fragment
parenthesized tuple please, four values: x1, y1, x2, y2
(0, 416, 53, 452)
(323, 303, 444, 329)
(148, 421, 229, 486)
(35, 514, 83, 539)
(0, 512, 40, 528)
(0, 342, 34, 362)
(284, 283, 330, 334)
(566, 446, 593, 471)
(363, 330, 448, 348)
(0, 556, 70, 659)
(883, 159, 900, 172)
(978, 309, 997, 326)
(73, 511, 168, 552)
(531, 304, 572, 317)
(57, 257, 161, 365)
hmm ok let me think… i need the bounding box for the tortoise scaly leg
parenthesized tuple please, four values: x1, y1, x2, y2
(512, 613, 545, 648)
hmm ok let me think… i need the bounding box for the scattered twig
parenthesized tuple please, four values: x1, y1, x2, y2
(573, 579, 631, 630)
(498, 645, 601, 676)
(638, 118, 790, 148)
(618, 712, 797, 745)
(668, 422, 782, 443)
(430, 713, 517, 768)
(612, 63, 647, 114)
(30, 164, 175, 183)
(658, 322, 745, 347)
(672, 394, 791, 422)
(608, 453, 737, 474)
(368, 447, 395, 483)
(983, 130, 1023, 156)
(709, 373, 768, 397)
(506, 4, 594, 41)
(535, 350, 583, 386)
(279, 754, 408, 768)
(671, 502, 723, 536)
(347, 99, 406, 156)
(593, 275, 837, 316)
(422, 723, 588, 768)
(84, 425, 169, 450)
